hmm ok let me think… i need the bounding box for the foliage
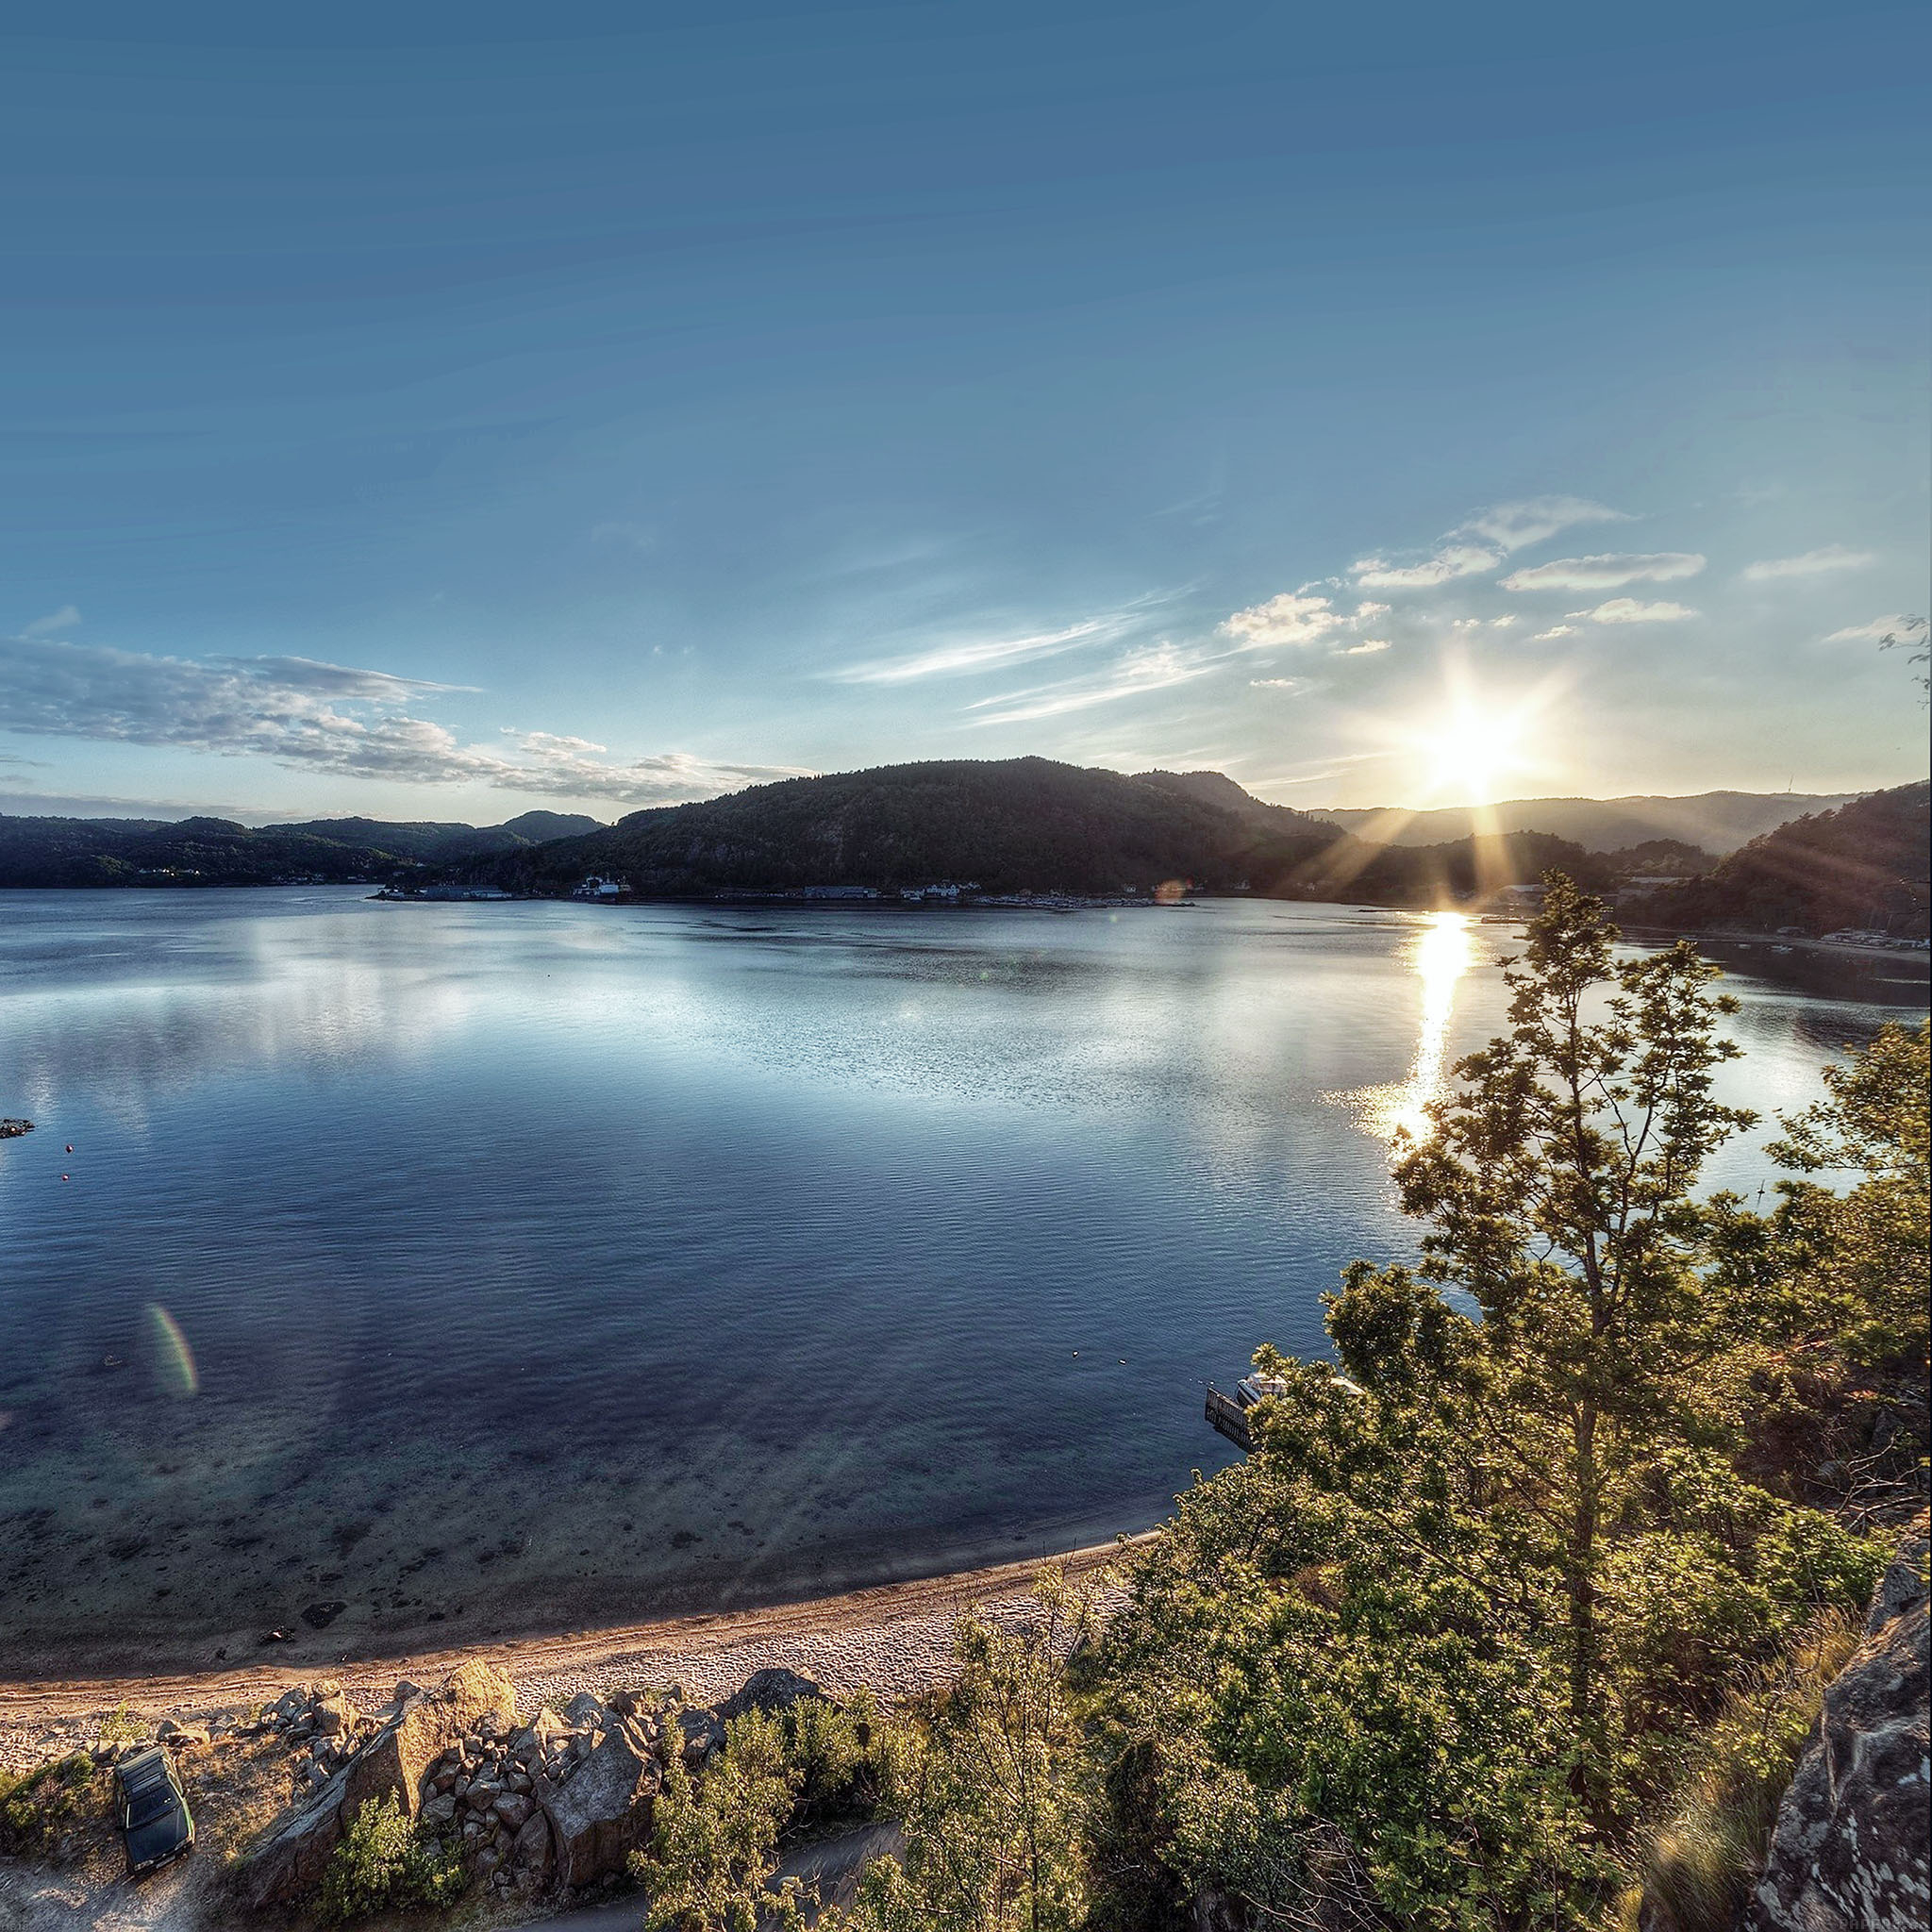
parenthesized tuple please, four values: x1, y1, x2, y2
(316, 1792, 465, 1924)
(1087, 880, 1892, 1930)
(0, 1754, 102, 1859)
(634, 1707, 815, 1932)
(838, 1566, 1098, 1932)
(97, 1703, 143, 1752)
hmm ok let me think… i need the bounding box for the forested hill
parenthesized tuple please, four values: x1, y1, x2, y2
(1635, 780, 1930, 936)
(475, 758, 1342, 896)
(0, 808, 601, 888)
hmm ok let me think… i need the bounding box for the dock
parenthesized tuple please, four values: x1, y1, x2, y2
(1205, 1387, 1254, 1452)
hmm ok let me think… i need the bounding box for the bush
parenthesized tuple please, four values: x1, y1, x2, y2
(317, 1791, 464, 1924)
(0, 1754, 102, 1860)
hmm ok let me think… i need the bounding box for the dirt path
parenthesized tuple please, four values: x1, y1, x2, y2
(0, 1540, 1140, 1746)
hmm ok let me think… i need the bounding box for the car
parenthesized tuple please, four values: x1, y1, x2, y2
(114, 1747, 194, 1875)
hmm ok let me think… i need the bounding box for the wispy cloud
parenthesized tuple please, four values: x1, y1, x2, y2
(1219, 593, 1387, 648)
(831, 615, 1131, 685)
(1532, 625, 1579, 641)
(21, 605, 81, 640)
(1351, 496, 1626, 591)
(1332, 639, 1391, 657)
(964, 642, 1214, 725)
(1741, 545, 1876, 582)
(1249, 676, 1320, 693)
(1566, 598, 1698, 625)
(1500, 552, 1704, 592)
(1824, 613, 1916, 644)
(0, 635, 788, 806)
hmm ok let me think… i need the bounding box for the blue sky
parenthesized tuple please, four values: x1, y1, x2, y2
(3, 0, 1927, 824)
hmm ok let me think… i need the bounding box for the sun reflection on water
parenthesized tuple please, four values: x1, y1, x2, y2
(1327, 910, 1476, 1146)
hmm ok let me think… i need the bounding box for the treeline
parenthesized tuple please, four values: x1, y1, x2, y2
(583, 882, 1926, 1931)
(1636, 780, 1929, 937)
(0, 809, 600, 889)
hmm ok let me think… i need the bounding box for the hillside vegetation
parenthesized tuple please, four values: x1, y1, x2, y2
(1638, 781, 1929, 936)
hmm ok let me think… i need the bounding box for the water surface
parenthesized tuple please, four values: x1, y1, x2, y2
(0, 890, 1917, 1671)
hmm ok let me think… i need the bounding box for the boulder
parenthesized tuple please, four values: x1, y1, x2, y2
(541, 1714, 661, 1888)
(340, 1660, 517, 1822)
(513, 1809, 555, 1875)
(232, 1767, 351, 1911)
(493, 1792, 534, 1832)
(677, 1706, 724, 1772)
(312, 1694, 350, 1737)
(1749, 1514, 1929, 1932)
(158, 1719, 210, 1749)
(562, 1691, 607, 1727)
(510, 1707, 570, 1768)
(714, 1668, 831, 1725)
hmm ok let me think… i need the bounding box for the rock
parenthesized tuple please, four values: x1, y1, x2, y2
(393, 1677, 426, 1706)
(158, 1719, 210, 1749)
(269, 1688, 308, 1723)
(467, 1780, 503, 1812)
(233, 1768, 351, 1911)
(511, 1707, 570, 1766)
(541, 1715, 661, 1888)
(339, 1659, 517, 1822)
(312, 1694, 350, 1737)
(714, 1668, 831, 1724)
(423, 1793, 458, 1825)
(1749, 1514, 1930, 1932)
(562, 1691, 606, 1727)
(677, 1707, 724, 1772)
(512, 1810, 555, 1874)
(493, 1792, 533, 1831)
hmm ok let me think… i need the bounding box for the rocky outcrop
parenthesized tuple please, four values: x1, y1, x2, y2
(233, 1663, 516, 1910)
(539, 1698, 663, 1888)
(1750, 1514, 1930, 1932)
(714, 1667, 829, 1724)
(340, 1659, 516, 1821)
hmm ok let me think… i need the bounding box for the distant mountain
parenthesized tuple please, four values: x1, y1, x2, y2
(1311, 791, 1860, 855)
(1633, 781, 1930, 937)
(0, 809, 607, 888)
(475, 758, 1342, 896)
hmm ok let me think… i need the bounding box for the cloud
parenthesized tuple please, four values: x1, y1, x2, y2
(1352, 497, 1626, 591)
(1824, 613, 1916, 644)
(964, 642, 1215, 724)
(830, 618, 1120, 685)
(1532, 625, 1579, 641)
(1220, 594, 1387, 648)
(1249, 676, 1320, 693)
(1741, 545, 1876, 582)
(1566, 599, 1698, 624)
(1499, 552, 1704, 592)
(21, 605, 81, 639)
(0, 635, 782, 806)
(1333, 639, 1391, 656)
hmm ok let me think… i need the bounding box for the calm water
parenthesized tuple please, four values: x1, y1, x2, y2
(0, 890, 1920, 1670)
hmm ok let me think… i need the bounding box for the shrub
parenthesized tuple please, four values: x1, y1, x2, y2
(0, 1754, 103, 1860)
(97, 1703, 142, 1753)
(317, 1791, 464, 1924)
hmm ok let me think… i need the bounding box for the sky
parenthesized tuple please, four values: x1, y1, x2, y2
(2, 0, 1928, 825)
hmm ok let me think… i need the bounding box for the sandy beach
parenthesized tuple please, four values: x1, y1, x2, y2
(0, 1538, 1141, 1773)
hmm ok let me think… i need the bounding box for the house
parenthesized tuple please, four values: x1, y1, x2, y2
(572, 875, 624, 900)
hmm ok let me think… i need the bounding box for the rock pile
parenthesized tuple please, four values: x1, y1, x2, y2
(244, 1679, 379, 1798)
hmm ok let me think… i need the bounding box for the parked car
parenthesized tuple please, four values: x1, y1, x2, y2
(114, 1747, 194, 1874)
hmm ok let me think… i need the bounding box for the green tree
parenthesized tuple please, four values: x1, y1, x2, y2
(1094, 879, 1886, 1929)
(634, 1708, 814, 1932)
(841, 1566, 1097, 1932)
(316, 1792, 463, 1924)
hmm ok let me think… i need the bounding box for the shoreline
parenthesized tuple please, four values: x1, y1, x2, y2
(0, 1538, 1144, 1757)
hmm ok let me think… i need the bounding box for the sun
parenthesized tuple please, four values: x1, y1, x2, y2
(1425, 705, 1529, 805)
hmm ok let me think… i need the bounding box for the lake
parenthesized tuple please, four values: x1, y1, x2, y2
(0, 889, 1921, 1672)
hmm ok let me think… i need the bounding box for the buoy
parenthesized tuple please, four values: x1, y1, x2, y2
(60, 1174, 70, 1182)
(65, 1144, 74, 1153)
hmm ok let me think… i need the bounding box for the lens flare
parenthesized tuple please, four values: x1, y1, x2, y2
(142, 1304, 199, 1399)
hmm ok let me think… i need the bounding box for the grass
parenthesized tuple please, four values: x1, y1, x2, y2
(0, 1754, 107, 1860)
(1630, 1610, 1859, 1932)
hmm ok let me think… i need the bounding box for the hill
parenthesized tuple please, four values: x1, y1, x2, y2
(1634, 780, 1930, 937)
(0, 809, 605, 888)
(1311, 790, 1858, 854)
(474, 758, 1343, 897)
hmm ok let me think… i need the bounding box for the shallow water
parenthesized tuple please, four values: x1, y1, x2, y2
(0, 890, 1919, 1668)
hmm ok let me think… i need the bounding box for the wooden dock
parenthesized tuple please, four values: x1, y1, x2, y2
(1205, 1387, 1253, 1452)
